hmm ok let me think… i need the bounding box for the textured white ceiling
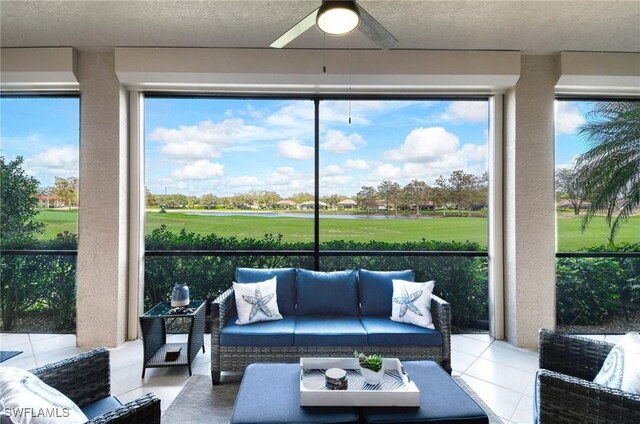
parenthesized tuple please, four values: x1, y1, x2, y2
(1, 0, 639, 53)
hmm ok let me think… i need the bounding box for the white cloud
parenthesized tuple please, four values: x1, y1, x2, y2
(322, 164, 344, 176)
(226, 175, 262, 188)
(27, 146, 78, 173)
(266, 167, 297, 186)
(438, 101, 488, 123)
(321, 130, 366, 154)
(369, 163, 403, 181)
(321, 175, 353, 187)
(278, 138, 314, 160)
(460, 143, 488, 162)
(267, 102, 314, 128)
(344, 159, 370, 170)
(556, 102, 586, 135)
(384, 127, 459, 163)
(171, 160, 225, 180)
(149, 118, 262, 160)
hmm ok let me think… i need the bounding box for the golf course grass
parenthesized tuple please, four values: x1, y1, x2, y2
(32, 209, 639, 251)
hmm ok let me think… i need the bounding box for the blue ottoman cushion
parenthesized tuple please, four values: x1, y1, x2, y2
(231, 363, 359, 424)
(296, 269, 358, 316)
(294, 315, 367, 346)
(361, 361, 488, 424)
(236, 267, 297, 315)
(360, 316, 442, 346)
(220, 316, 296, 347)
(359, 269, 415, 316)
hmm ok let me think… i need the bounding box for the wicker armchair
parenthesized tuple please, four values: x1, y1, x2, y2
(536, 329, 640, 424)
(29, 347, 161, 424)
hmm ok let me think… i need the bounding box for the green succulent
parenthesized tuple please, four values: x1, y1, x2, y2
(354, 351, 383, 372)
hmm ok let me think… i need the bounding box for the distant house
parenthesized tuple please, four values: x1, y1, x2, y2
(374, 199, 389, 211)
(556, 200, 591, 209)
(337, 198, 357, 209)
(298, 200, 328, 210)
(276, 199, 297, 210)
(37, 194, 63, 208)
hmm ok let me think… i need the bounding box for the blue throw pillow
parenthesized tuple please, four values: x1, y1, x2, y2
(236, 268, 297, 315)
(359, 269, 415, 316)
(296, 269, 358, 316)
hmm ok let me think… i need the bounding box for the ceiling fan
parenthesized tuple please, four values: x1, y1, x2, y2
(270, 0, 398, 49)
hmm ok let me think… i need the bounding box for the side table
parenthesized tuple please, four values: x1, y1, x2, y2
(139, 300, 206, 378)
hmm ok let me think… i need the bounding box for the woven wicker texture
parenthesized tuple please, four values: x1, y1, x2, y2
(537, 329, 640, 424)
(30, 348, 161, 424)
(211, 288, 452, 384)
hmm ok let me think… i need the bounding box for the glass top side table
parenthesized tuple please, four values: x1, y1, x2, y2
(139, 300, 206, 378)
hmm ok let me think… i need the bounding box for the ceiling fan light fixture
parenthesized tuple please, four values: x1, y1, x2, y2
(316, 1, 360, 35)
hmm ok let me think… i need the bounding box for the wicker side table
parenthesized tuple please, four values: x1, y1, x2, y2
(139, 300, 206, 378)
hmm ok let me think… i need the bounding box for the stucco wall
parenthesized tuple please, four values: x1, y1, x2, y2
(504, 55, 558, 348)
(76, 50, 128, 347)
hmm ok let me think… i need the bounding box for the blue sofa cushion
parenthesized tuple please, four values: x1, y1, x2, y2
(220, 316, 296, 347)
(360, 316, 442, 346)
(294, 315, 367, 346)
(236, 267, 297, 315)
(359, 269, 415, 316)
(81, 396, 122, 420)
(296, 269, 358, 316)
(361, 361, 488, 424)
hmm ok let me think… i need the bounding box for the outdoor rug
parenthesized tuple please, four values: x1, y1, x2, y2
(161, 374, 502, 424)
(0, 351, 22, 363)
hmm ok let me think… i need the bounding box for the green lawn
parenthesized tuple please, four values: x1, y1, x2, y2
(32, 209, 640, 251)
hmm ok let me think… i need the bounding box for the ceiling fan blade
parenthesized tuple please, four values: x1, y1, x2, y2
(356, 4, 399, 49)
(270, 8, 319, 48)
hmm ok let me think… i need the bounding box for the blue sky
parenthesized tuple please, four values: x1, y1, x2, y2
(0, 97, 79, 188)
(144, 98, 490, 197)
(0, 96, 593, 197)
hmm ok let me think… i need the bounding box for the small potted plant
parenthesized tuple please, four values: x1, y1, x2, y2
(354, 351, 384, 385)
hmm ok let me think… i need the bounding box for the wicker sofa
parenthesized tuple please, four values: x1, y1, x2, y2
(211, 268, 451, 384)
(29, 347, 160, 423)
(536, 329, 640, 423)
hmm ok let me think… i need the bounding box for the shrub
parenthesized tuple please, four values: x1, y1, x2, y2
(0, 232, 78, 331)
(145, 227, 488, 327)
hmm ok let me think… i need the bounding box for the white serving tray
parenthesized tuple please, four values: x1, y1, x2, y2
(299, 357, 420, 407)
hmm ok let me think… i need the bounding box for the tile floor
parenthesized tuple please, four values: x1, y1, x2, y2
(0, 332, 622, 424)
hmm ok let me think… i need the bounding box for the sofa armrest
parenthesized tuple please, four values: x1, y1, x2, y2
(431, 294, 451, 373)
(538, 329, 613, 380)
(88, 392, 161, 424)
(212, 287, 236, 332)
(537, 368, 640, 424)
(30, 347, 111, 408)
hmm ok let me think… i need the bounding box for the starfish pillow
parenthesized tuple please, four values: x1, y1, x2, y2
(390, 279, 435, 329)
(233, 277, 283, 325)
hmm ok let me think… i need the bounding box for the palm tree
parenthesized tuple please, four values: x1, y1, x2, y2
(575, 101, 640, 242)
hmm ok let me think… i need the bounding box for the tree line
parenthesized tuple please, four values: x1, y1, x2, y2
(145, 170, 488, 216)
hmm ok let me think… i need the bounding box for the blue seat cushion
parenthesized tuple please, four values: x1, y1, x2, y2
(220, 316, 296, 347)
(294, 315, 367, 346)
(231, 363, 359, 424)
(361, 361, 488, 424)
(296, 269, 358, 316)
(360, 316, 442, 346)
(81, 396, 122, 420)
(236, 267, 297, 315)
(359, 269, 415, 316)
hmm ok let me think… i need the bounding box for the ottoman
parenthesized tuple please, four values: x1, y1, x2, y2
(360, 361, 489, 424)
(230, 363, 359, 424)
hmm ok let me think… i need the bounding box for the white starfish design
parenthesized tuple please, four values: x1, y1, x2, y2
(392, 287, 423, 317)
(242, 287, 275, 320)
